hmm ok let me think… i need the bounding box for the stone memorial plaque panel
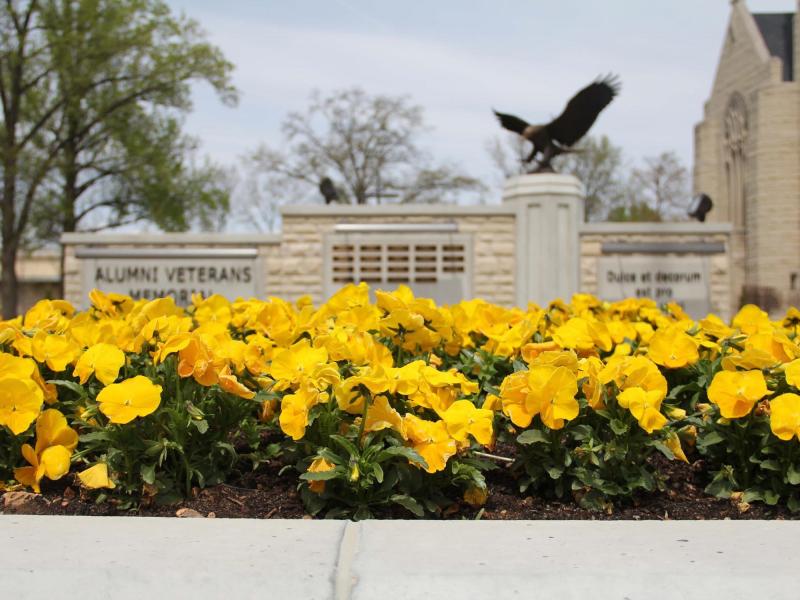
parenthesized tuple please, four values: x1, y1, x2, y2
(77, 248, 261, 306)
(597, 256, 711, 316)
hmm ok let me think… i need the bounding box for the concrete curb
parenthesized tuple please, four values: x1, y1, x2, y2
(1, 516, 798, 599)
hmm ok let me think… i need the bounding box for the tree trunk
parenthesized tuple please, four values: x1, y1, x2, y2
(57, 145, 78, 299)
(2, 148, 19, 319)
(1, 241, 19, 319)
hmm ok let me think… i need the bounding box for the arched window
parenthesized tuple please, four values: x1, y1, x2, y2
(724, 93, 748, 227)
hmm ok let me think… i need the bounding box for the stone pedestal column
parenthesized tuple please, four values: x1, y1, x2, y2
(502, 173, 584, 307)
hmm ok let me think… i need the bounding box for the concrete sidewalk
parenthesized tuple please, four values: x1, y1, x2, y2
(1, 516, 797, 599)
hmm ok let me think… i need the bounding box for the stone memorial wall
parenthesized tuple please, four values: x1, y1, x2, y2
(61, 233, 280, 309)
(580, 222, 733, 319)
(58, 175, 735, 320)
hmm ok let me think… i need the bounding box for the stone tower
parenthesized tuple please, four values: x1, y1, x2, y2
(694, 0, 800, 312)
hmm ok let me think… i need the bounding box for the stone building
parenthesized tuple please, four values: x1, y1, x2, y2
(694, 0, 800, 311)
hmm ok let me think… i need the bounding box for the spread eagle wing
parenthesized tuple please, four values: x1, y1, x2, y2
(493, 110, 530, 135)
(546, 75, 620, 147)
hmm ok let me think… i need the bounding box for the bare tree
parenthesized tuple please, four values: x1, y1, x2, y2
(232, 156, 305, 233)
(485, 133, 529, 184)
(247, 88, 484, 208)
(628, 151, 689, 220)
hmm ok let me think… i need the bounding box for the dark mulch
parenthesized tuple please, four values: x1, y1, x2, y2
(477, 454, 795, 520)
(1, 460, 306, 519)
(2, 454, 797, 520)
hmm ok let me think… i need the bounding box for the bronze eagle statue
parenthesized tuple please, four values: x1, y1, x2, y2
(494, 75, 620, 173)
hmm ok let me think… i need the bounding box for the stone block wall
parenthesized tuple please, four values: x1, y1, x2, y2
(580, 223, 734, 320)
(61, 233, 281, 309)
(274, 206, 517, 306)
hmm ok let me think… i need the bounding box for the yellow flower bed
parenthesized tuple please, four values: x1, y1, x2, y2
(1, 284, 800, 517)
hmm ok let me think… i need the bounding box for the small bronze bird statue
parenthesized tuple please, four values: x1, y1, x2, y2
(688, 193, 713, 222)
(319, 177, 339, 204)
(494, 75, 620, 173)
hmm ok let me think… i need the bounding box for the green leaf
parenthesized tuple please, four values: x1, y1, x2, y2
(390, 494, 425, 517)
(516, 429, 548, 445)
(140, 464, 156, 485)
(759, 459, 781, 472)
(300, 469, 341, 481)
(545, 466, 564, 479)
(48, 379, 88, 399)
(742, 489, 763, 503)
(787, 464, 800, 486)
(377, 446, 428, 469)
(652, 441, 675, 461)
(697, 431, 724, 448)
(705, 473, 734, 499)
(512, 359, 527, 373)
(316, 448, 345, 466)
(352, 506, 373, 521)
(190, 419, 209, 434)
(329, 434, 360, 458)
(144, 441, 164, 457)
(609, 419, 629, 435)
(79, 431, 113, 443)
(184, 403, 205, 419)
(372, 462, 384, 484)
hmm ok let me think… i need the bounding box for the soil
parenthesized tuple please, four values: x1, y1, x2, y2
(3, 451, 797, 519)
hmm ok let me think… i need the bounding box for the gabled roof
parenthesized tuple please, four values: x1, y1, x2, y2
(752, 12, 794, 81)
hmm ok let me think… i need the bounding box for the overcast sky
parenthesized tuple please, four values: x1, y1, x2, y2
(165, 0, 796, 200)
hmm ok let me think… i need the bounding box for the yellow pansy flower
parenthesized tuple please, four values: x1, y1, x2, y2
(363, 395, 406, 439)
(176, 336, 225, 387)
(0, 377, 43, 434)
(96, 376, 162, 424)
(707, 370, 769, 419)
(769, 393, 800, 441)
(647, 327, 699, 369)
(13, 409, 78, 492)
(307, 457, 335, 494)
(31, 332, 81, 372)
(73, 343, 125, 385)
(14, 444, 71, 493)
(0, 352, 36, 378)
(279, 385, 326, 441)
(499, 365, 578, 430)
(665, 431, 689, 463)
(32, 408, 78, 453)
(89, 289, 133, 317)
(699, 314, 734, 340)
(732, 304, 773, 335)
(77, 463, 116, 489)
(442, 400, 494, 445)
(269, 339, 328, 387)
(403, 415, 456, 473)
(617, 387, 667, 433)
(579, 356, 606, 410)
(218, 365, 256, 400)
(533, 366, 580, 430)
(784, 359, 800, 389)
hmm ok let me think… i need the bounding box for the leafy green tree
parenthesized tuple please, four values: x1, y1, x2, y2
(1, 0, 237, 317)
(606, 201, 663, 222)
